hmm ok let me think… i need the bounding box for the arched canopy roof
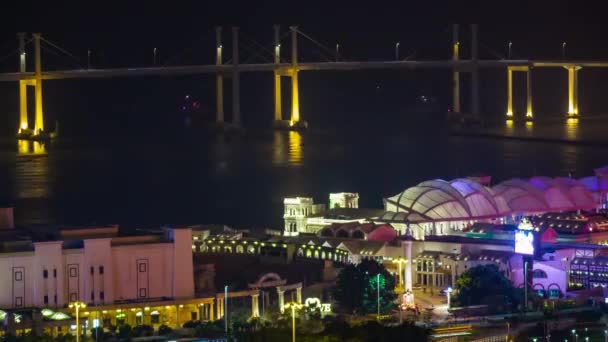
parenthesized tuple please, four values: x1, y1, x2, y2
(384, 173, 603, 223)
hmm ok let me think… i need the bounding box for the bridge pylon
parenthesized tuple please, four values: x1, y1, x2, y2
(17, 33, 48, 140)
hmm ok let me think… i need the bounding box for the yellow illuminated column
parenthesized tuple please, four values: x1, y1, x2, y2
(215, 27, 224, 123)
(69, 301, 86, 342)
(290, 26, 300, 124)
(568, 67, 575, 115)
(574, 67, 580, 115)
(284, 302, 303, 342)
(507, 68, 513, 117)
(33, 33, 44, 134)
(452, 24, 460, 113)
(274, 25, 282, 121)
(251, 294, 260, 318)
(526, 68, 533, 119)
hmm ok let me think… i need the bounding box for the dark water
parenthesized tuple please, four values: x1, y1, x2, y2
(2, 116, 608, 229)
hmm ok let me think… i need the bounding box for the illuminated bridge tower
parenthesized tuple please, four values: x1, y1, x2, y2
(273, 26, 308, 130)
(506, 65, 534, 121)
(215, 27, 224, 124)
(17, 33, 47, 139)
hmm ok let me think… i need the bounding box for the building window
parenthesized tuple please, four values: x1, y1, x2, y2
(191, 312, 198, 321)
(53, 269, 57, 278)
(69, 267, 78, 277)
(15, 297, 23, 307)
(70, 293, 77, 302)
(90, 266, 94, 275)
(44, 295, 48, 304)
(54, 295, 57, 304)
(100, 291, 105, 300)
(138, 263, 147, 273)
(43, 270, 48, 278)
(533, 269, 548, 279)
(14, 271, 23, 281)
(139, 288, 147, 298)
(91, 291, 95, 301)
(151, 313, 160, 324)
(99, 266, 104, 274)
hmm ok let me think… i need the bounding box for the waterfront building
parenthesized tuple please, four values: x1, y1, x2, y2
(0, 220, 214, 336)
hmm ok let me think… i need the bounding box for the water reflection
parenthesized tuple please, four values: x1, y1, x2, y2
(505, 120, 514, 136)
(524, 121, 534, 135)
(18, 140, 47, 155)
(272, 131, 303, 166)
(15, 140, 50, 199)
(565, 117, 579, 141)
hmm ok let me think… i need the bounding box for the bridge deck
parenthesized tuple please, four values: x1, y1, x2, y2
(2, 60, 608, 82)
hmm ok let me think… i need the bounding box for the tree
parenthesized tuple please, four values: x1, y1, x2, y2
(158, 325, 173, 336)
(455, 264, 517, 309)
(333, 259, 397, 314)
(118, 324, 133, 340)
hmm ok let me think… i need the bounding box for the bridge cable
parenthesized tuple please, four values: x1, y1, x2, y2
(39, 37, 83, 67)
(294, 29, 338, 62)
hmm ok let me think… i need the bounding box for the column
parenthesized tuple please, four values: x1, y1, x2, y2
(470, 24, 480, 116)
(251, 294, 260, 318)
(507, 67, 513, 117)
(231, 27, 241, 125)
(290, 26, 300, 124)
(526, 68, 533, 119)
(217, 297, 223, 319)
(209, 301, 215, 321)
(277, 288, 285, 313)
(33, 33, 44, 134)
(274, 25, 282, 121)
(215, 27, 224, 123)
(574, 67, 580, 115)
(296, 287, 302, 304)
(404, 240, 413, 292)
(568, 67, 575, 115)
(452, 24, 460, 113)
(18, 33, 28, 131)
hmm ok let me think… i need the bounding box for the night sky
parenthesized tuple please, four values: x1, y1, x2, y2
(0, 4, 605, 137)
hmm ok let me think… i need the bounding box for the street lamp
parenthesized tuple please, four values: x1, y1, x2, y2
(377, 273, 381, 320)
(284, 302, 303, 342)
(395, 42, 400, 60)
(335, 43, 339, 62)
(508, 41, 512, 59)
(562, 42, 567, 58)
(604, 329, 607, 342)
(69, 301, 87, 342)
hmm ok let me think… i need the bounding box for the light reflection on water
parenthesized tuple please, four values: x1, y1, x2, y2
(15, 141, 50, 200)
(565, 118, 579, 141)
(272, 131, 303, 166)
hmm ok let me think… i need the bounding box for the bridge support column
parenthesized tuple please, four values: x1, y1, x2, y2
(232, 27, 241, 126)
(215, 27, 224, 124)
(470, 24, 480, 117)
(33, 33, 44, 135)
(18, 33, 28, 132)
(290, 26, 300, 125)
(452, 24, 460, 113)
(507, 67, 513, 118)
(567, 66, 581, 117)
(274, 25, 282, 121)
(526, 68, 533, 119)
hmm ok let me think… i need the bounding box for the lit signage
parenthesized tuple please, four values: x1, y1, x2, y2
(304, 297, 332, 314)
(515, 230, 534, 255)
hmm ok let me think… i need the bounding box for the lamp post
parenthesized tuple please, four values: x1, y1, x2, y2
(604, 329, 607, 342)
(284, 302, 303, 342)
(395, 42, 400, 60)
(562, 42, 567, 59)
(508, 41, 512, 59)
(506, 322, 510, 342)
(335, 43, 339, 62)
(69, 301, 87, 342)
(224, 285, 228, 336)
(377, 273, 381, 320)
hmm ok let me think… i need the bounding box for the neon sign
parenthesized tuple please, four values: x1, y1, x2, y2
(515, 230, 534, 255)
(304, 297, 332, 314)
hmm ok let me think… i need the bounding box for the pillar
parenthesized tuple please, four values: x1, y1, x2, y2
(290, 26, 300, 124)
(209, 302, 215, 321)
(452, 24, 460, 113)
(404, 240, 413, 292)
(507, 67, 513, 117)
(33, 33, 44, 134)
(296, 287, 302, 304)
(526, 68, 533, 119)
(274, 25, 282, 121)
(215, 27, 224, 123)
(568, 67, 575, 115)
(470, 24, 480, 116)
(251, 294, 260, 318)
(574, 67, 579, 115)
(231, 27, 241, 125)
(277, 288, 285, 313)
(18, 33, 28, 131)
